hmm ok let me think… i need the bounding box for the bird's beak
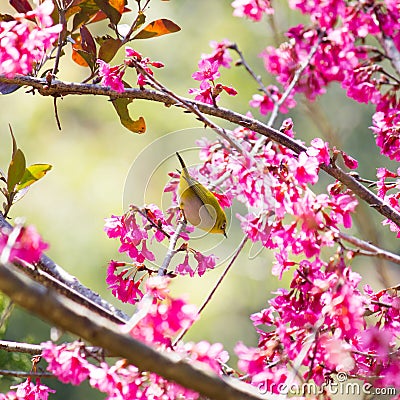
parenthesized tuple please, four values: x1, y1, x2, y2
(223, 230, 227, 238)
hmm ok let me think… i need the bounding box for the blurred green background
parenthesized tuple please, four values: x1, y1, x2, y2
(0, 0, 399, 398)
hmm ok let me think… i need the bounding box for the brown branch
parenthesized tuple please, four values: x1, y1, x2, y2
(0, 370, 54, 378)
(53, 97, 62, 130)
(338, 232, 400, 265)
(1, 75, 400, 228)
(229, 43, 269, 95)
(0, 340, 42, 355)
(0, 261, 270, 400)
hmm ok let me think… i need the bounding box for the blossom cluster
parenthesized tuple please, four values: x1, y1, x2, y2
(0, 224, 48, 264)
(104, 205, 218, 304)
(39, 277, 228, 400)
(97, 48, 164, 93)
(376, 166, 400, 237)
(231, 0, 274, 21)
(184, 119, 399, 389)
(244, 1, 400, 161)
(3, 378, 55, 400)
(189, 40, 237, 105)
(0, 0, 61, 77)
(236, 258, 400, 390)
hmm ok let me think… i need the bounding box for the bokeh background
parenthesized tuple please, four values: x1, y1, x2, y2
(0, 1, 399, 398)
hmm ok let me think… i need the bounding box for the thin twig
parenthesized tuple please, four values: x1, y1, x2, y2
(52, 0, 68, 77)
(229, 43, 269, 95)
(53, 97, 62, 130)
(159, 220, 186, 276)
(267, 33, 323, 128)
(173, 236, 248, 345)
(337, 232, 400, 265)
(0, 370, 54, 378)
(0, 300, 14, 329)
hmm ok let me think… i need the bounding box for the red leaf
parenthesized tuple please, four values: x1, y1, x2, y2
(133, 19, 181, 40)
(10, 0, 32, 13)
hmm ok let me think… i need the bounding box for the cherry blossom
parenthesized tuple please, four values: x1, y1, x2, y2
(0, 0, 61, 77)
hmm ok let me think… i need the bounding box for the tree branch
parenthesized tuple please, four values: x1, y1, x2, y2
(0, 261, 271, 400)
(0, 340, 42, 355)
(337, 232, 400, 265)
(0, 370, 54, 378)
(1, 75, 399, 227)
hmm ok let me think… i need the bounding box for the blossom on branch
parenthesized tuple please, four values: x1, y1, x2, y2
(0, 0, 61, 77)
(0, 225, 48, 264)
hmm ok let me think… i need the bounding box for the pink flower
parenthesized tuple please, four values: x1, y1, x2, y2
(188, 85, 214, 104)
(97, 59, 125, 92)
(320, 336, 355, 372)
(89, 360, 141, 399)
(106, 261, 144, 304)
(205, 40, 233, 68)
(343, 152, 358, 169)
(11, 378, 55, 400)
(175, 253, 194, 277)
(184, 341, 229, 375)
(359, 327, 393, 362)
(41, 341, 91, 385)
(232, 0, 274, 22)
(307, 138, 331, 165)
(0, 225, 48, 264)
(124, 47, 164, 87)
(129, 280, 198, 345)
(0, 0, 61, 77)
(249, 87, 296, 115)
(370, 110, 400, 162)
(288, 152, 320, 185)
(194, 251, 217, 276)
(342, 65, 381, 104)
(215, 83, 238, 96)
(192, 59, 220, 82)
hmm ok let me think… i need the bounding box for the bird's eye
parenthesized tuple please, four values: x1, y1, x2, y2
(221, 222, 226, 230)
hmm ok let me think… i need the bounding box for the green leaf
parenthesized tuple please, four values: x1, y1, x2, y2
(97, 36, 122, 62)
(16, 164, 52, 191)
(112, 98, 146, 133)
(94, 0, 121, 25)
(133, 19, 181, 40)
(9, 124, 17, 158)
(131, 11, 146, 33)
(7, 149, 26, 193)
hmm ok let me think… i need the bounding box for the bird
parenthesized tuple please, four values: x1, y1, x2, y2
(176, 152, 227, 237)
